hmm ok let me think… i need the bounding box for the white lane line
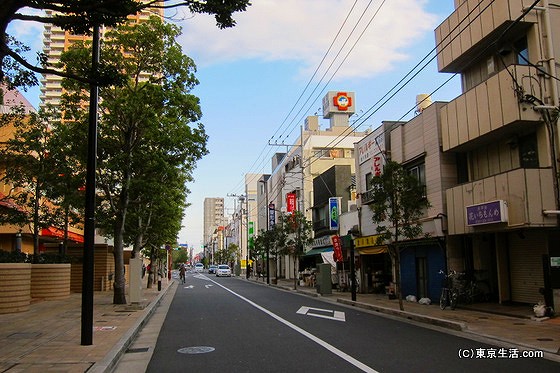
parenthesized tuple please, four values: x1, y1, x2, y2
(209, 279, 378, 373)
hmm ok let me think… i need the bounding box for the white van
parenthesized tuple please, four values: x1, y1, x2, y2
(194, 263, 204, 272)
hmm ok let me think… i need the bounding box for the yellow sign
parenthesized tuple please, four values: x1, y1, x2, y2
(354, 235, 384, 248)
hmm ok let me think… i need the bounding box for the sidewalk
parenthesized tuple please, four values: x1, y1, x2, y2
(259, 277, 560, 360)
(0, 279, 175, 373)
(1, 276, 559, 373)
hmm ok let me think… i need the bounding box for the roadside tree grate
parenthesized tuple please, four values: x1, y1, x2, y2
(177, 346, 215, 354)
(127, 347, 150, 353)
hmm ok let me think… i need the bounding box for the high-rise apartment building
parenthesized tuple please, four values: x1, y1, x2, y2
(40, 6, 163, 107)
(203, 197, 225, 249)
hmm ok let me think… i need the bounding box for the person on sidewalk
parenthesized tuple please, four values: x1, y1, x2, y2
(256, 263, 262, 280)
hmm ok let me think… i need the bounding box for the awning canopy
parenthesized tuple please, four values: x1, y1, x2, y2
(304, 247, 333, 257)
(357, 246, 388, 255)
(41, 227, 84, 243)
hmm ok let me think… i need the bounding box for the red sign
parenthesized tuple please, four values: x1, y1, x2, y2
(286, 192, 297, 213)
(333, 92, 352, 111)
(373, 154, 382, 176)
(331, 235, 343, 262)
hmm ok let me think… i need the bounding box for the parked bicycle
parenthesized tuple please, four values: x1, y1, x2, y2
(439, 270, 458, 310)
(440, 270, 491, 310)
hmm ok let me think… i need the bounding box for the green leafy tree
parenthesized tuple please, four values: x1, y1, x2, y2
(172, 248, 188, 268)
(369, 160, 431, 311)
(276, 211, 313, 289)
(60, 16, 208, 304)
(1, 0, 250, 94)
(215, 243, 238, 266)
(0, 105, 83, 256)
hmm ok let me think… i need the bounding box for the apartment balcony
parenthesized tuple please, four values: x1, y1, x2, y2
(440, 65, 542, 152)
(435, 0, 535, 73)
(446, 168, 557, 235)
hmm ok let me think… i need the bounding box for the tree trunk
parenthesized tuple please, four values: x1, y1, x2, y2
(113, 225, 127, 304)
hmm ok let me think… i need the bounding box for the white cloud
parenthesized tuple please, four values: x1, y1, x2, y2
(176, 0, 437, 80)
(7, 8, 45, 55)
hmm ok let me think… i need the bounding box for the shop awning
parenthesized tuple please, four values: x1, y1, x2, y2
(357, 246, 388, 255)
(304, 247, 333, 256)
(41, 227, 84, 243)
(355, 234, 388, 255)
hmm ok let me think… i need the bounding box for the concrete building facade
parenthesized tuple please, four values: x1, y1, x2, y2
(436, 0, 560, 308)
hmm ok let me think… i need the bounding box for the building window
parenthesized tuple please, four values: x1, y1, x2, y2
(456, 153, 469, 184)
(519, 133, 539, 168)
(313, 148, 344, 158)
(408, 163, 426, 186)
(365, 172, 373, 189)
(407, 163, 426, 198)
(514, 37, 529, 65)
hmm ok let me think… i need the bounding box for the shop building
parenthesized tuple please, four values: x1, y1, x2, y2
(355, 101, 456, 301)
(436, 0, 560, 307)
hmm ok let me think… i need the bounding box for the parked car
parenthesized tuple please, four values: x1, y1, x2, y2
(208, 265, 218, 274)
(216, 264, 232, 277)
(194, 263, 204, 272)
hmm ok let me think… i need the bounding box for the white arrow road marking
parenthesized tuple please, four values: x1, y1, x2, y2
(296, 306, 346, 322)
(184, 285, 194, 289)
(205, 284, 213, 289)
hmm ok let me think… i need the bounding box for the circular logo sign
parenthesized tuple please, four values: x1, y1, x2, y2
(333, 92, 352, 111)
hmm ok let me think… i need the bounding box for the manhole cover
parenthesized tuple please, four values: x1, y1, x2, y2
(177, 346, 215, 354)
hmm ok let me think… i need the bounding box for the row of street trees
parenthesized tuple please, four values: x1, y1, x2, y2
(1, 0, 251, 305)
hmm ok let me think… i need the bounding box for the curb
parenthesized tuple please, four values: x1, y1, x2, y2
(336, 298, 465, 331)
(89, 282, 175, 373)
(256, 278, 466, 331)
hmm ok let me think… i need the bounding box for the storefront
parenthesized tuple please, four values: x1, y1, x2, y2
(355, 235, 391, 294)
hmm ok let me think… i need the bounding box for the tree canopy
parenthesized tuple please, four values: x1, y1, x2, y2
(1, 0, 250, 91)
(60, 16, 208, 304)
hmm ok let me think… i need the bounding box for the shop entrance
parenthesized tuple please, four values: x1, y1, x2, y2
(361, 253, 391, 294)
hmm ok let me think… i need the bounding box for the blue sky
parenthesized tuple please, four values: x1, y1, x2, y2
(10, 1, 460, 249)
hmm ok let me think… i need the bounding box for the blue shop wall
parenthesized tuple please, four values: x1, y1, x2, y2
(400, 244, 445, 302)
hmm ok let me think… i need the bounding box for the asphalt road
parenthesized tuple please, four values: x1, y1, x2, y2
(146, 273, 560, 373)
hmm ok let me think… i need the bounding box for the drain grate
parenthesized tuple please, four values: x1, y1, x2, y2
(177, 346, 215, 354)
(127, 347, 150, 353)
(537, 338, 554, 341)
(102, 313, 130, 316)
(8, 332, 41, 339)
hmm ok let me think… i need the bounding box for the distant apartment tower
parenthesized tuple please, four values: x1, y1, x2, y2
(40, 6, 163, 107)
(203, 197, 225, 247)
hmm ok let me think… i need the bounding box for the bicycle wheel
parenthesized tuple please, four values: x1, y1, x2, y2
(450, 290, 458, 310)
(440, 289, 448, 310)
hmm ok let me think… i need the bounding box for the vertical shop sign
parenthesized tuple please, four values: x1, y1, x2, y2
(331, 235, 343, 262)
(329, 197, 340, 230)
(286, 192, 297, 213)
(268, 203, 276, 228)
